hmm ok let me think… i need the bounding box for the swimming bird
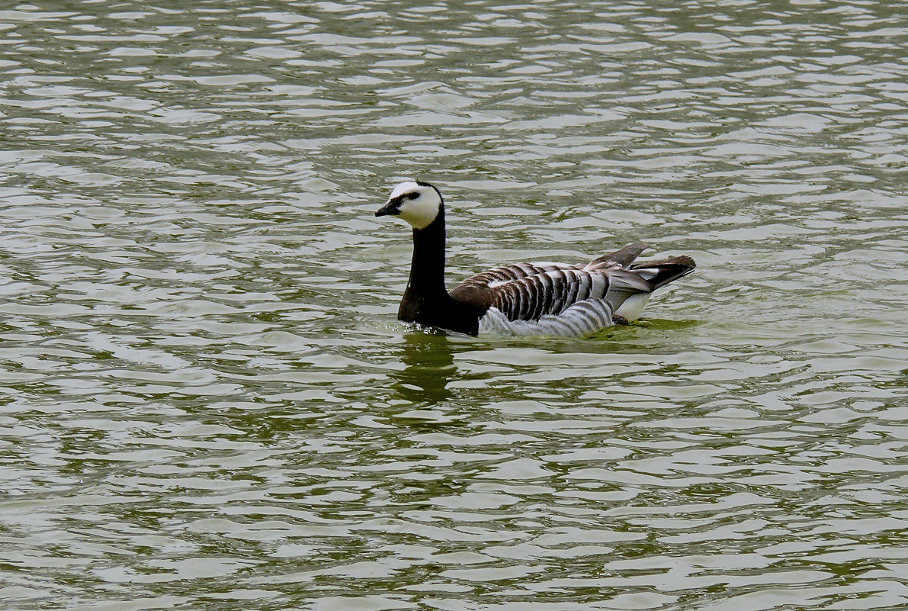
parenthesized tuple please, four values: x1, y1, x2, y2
(375, 180, 695, 337)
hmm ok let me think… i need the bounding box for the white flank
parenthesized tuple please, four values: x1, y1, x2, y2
(478, 298, 615, 337)
(614, 293, 650, 321)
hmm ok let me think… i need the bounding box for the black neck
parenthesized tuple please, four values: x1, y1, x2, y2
(406, 206, 448, 298)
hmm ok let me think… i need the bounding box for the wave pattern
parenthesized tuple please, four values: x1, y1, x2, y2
(0, 0, 906, 609)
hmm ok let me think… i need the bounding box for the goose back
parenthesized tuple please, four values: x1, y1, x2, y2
(451, 249, 695, 336)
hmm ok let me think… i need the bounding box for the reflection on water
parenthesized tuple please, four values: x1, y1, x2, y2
(1, 0, 907, 609)
(392, 331, 456, 405)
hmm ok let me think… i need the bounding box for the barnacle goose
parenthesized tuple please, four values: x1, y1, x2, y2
(375, 180, 695, 337)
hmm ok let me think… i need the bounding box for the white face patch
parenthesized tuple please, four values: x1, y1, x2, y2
(386, 181, 442, 230)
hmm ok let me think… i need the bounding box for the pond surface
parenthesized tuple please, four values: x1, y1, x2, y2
(1, 1, 906, 609)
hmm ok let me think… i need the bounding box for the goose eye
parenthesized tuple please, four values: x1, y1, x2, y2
(407, 192, 420, 200)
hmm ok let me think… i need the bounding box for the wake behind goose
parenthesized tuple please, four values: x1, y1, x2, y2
(375, 180, 695, 337)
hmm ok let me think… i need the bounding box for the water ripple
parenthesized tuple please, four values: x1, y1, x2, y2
(1, 0, 907, 609)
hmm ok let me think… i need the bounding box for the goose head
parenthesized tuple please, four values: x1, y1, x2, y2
(376, 180, 443, 230)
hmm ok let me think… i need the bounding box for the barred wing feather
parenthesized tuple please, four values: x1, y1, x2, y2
(490, 268, 610, 321)
(462, 262, 581, 289)
(453, 247, 694, 337)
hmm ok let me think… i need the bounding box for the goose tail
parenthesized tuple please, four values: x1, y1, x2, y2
(586, 243, 649, 268)
(631, 255, 696, 290)
(605, 255, 695, 322)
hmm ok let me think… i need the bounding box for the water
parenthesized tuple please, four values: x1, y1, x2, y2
(1, 1, 906, 609)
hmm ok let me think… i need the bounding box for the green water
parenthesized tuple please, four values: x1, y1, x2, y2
(1, 1, 906, 609)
